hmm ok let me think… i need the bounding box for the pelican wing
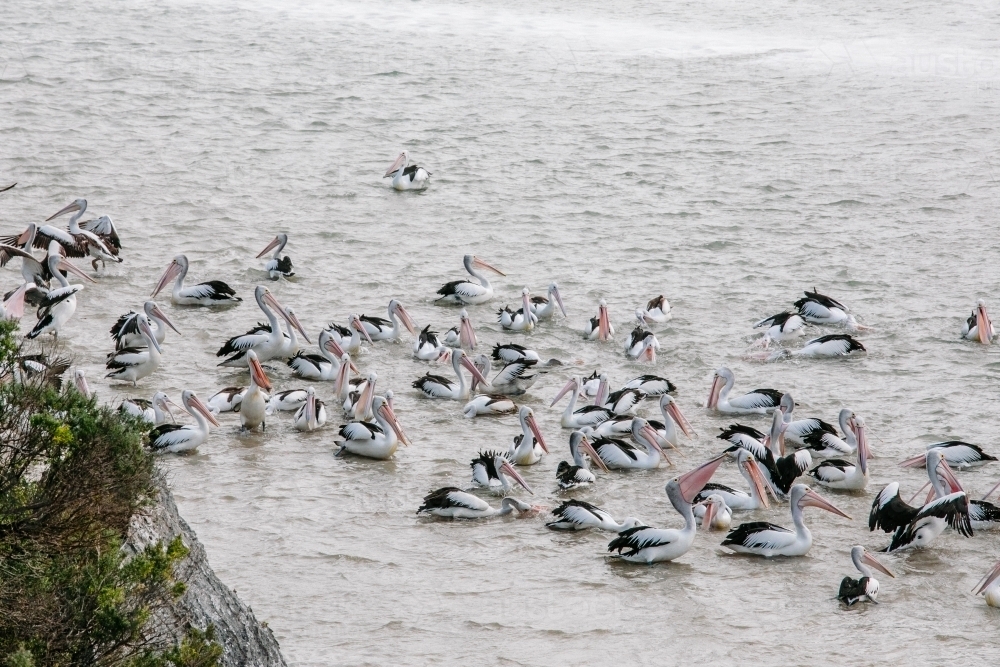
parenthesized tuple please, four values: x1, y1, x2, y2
(805, 334, 865, 354)
(551, 499, 607, 526)
(339, 421, 382, 441)
(80, 216, 121, 250)
(182, 280, 239, 301)
(607, 526, 672, 556)
(106, 347, 150, 370)
(868, 482, 918, 533)
(728, 389, 783, 410)
(722, 521, 795, 550)
(418, 487, 489, 513)
(148, 424, 193, 450)
(492, 360, 536, 386)
(808, 459, 852, 483)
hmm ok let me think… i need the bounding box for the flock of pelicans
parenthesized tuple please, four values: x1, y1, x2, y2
(2, 171, 1000, 610)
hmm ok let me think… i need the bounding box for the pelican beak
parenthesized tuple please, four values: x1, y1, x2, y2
(139, 318, 163, 353)
(553, 285, 567, 317)
(2, 282, 30, 319)
(905, 481, 932, 505)
(190, 394, 222, 427)
(643, 341, 656, 363)
(459, 313, 477, 351)
(56, 257, 97, 283)
(150, 303, 181, 335)
(551, 378, 577, 407)
(898, 453, 928, 468)
(395, 303, 417, 335)
(707, 374, 723, 409)
(473, 256, 505, 276)
(861, 549, 895, 579)
(525, 412, 549, 453)
(978, 303, 992, 344)
(935, 458, 965, 494)
(355, 378, 377, 420)
(743, 457, 772, 509)
(973, 559, 1000, 595)
(702, 500, 718, 532)
(499, 459, 534, 495)
(151, 260, 182, 298)
(281, 306, 311, 344)
(379, 401, 411, 446)
(980, 478, 1000, 502)
(333, 354, 352, 397)
(593, 376, 608, 406)
(75, 373, 91, 398)
(641, 424, 670, 465)
(256, 235, 283, 259)
(854, 419, 869, 476)
(384, 152, 407, 178)
(249, 355, 272, 392)
(799, 487, 852, 520)
(352, 316, 375, 345)
(677, 454, 726, 503)
(305, 392, 317, 430)
(579, 434, 609, 472)
(597, 303, 611, 341)
(324, 337, 359, 372)
(460, 353, 489, 385)
(666, 399, 695, 438)
(46, 200, 81, 221)
(162, 398, 183, 423)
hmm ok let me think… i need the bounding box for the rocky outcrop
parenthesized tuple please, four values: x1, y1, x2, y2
(125, 472, 287, 667)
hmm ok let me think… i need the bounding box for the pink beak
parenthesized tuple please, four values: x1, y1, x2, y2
(597, 303, 611, 341)
(150, 303, 181, 335)
(743, 456, 772, 508)
(190, 393, 222, 427)
(151, 260, 182, 298)
(525, 412, 549, 453)
(460, 353, 489, 386)
(249, 355, 272, 392)
(707, 375, 723, 409)
(799, 487, 852, 519)
(978, 304, 992, 344)
(3, 282, 31, 319)
(643, 340, 656, 363)
(324, 337, 359, 373)
(973, 559, 1000, 595)
(256, 235, 283, 259)
(665, 399, 695, 438)
(459, 312, 477, 351)
(499, 458, 534, 494)
(701, 500, 718, 532)
(677, 454, 726, 503)
(579, 435, 609, 472)
(551, 378, 579, 407)
(351, 316, 375, 345)
(379, 400, 411, 446)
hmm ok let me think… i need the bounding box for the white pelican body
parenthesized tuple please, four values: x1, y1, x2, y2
(412, 348, 488, 400)
(335, 395, 410, 459)
(899, 442, 998, 470)
(25, 243, 92, 339)
(636, 295, 670, 324)
(111, 301, 180, 350)
(498, 289, 537, 332)
(783, 405, 854, 457)
(507, 406, 549, 466)
(555, 431, 609, 489)
(292, 387, 327, 431)
(529, 282, 567, 320)
(239, 351, 271, 431)
(287, 330, 353, 380)
(327, 315, 373, 354)
(360, 299, 416, 341)
(624, 327, 657, 362)
(622, 374, 675, 396)
(151, 254, 240, 306)
(44, 199, 121, 267)
(754, 311, 806, 345)
(417, 490, 532, 519)
(217, 286, 309, 366)
(256, 233, 293, 279)
(706, 367, 783, 414)
(584, 300, 613, 340)
(384, 151, 431, 190)
(463, 394, 516, 418)
(414, 325, 450, 361)
(794, 289, 865, 329)
(591, 419, 666, 470)
(768, 334, 865, 360)
(962, 300, 994, 343)
(105, 317, 162, 385)
(722, 484, 851, 557)
(120, 392, 175, 425)
(838, 546, 895, 606)
(547, 499, 639, 531)
(268, 389, 309, 413)
(551, 376, 614, 429)
(435, 255, 505, 305)
(207, 386, 249, 414)
(808, 415, 870, 491)
(148, 390, 220, 453)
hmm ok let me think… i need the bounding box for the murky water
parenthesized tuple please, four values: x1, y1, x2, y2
(3, 0, 1000, 663)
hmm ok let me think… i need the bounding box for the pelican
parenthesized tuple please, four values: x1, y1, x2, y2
(478, 358, 560, 396)
(869, 448, 962, 534)
(808, 415, 870, 491)
(621, 374, 675, 396)
(490, 342, 539, 364)
(551, 376, 614, 428)
(268, 389, 310, 413)
(694, 494, 732, 531)
(42, 199, 121, 267)
(441, 308, 477, 350)
(591, 419, 667, 470)
(583, 300, 613, 341)
(497, 289, 537, 331)
(0, 281, 30, 321)
(722, 483, 851, 557)
(148, 390, 220, 454)
(216, 286, 309, 366)
(547, 500, 640, 531)
(580, 371, 601, 398)
(73, 369, 90, 396)
(417, 490, 533, 520)
(593, 415, 638, 438)
(151, 254, 240, 306)
(838, 546, 895, 606)
(596, 382, 644, 415)
(636, 295, 670, 324)
(624, 327, 657, 362)
(899, 442, 998, 470)
(335, 395, 411, 459)
(120, 392, 176, 425)
(25, 242, 94, 339)
(555, 430, 610, 489)
(766, 334, 865, 360)
(14, 353, 71, 388)
(962, 300, 994, 343)
(0, 224, 74, 295)
(275, 308, 302, 358)
(693, 449, 773, 511)
(414, 325, 450, 361)
(384, 151, 431, 190)
(110, 301, 181, 350)
(256, 233, 293, 279)
(606, 455, 726, 564)
(206, 386, 249, 414)
(292, 387, 326, 432)
(78, 215, 121, 269)
(105, 317, 162, 384)
(973, 558, 1000, 607)
(412, 348, 488, 400)
(647, 395, 695, 449)
(239, 351, 272, 431)
(718, 419, 812, 497)
(470, 451, 533, 495)
(706, 367, 783, 414)
(506, 406, 549, 466)
(529, 282, 567, 320)
(753, 312, 806, 345)
(463, 394, 517, 418)
(360, 299, 416, 341)
(794, 289, 866, 330)
(435, 255, 505, 305)
(287, 330, 354, 380)
(783, 404, 854, 458)
(327, 315, 373, 354)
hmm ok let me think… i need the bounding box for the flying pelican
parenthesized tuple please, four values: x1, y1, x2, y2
(551, 376, 614, 428)
(435, 255, 505, 305)
(555, 430, 610, 489)
(256, 233, 293, 279)
(148, 390, 220, 453)
(722, 483, 851, 557)
(624, 327, 657, 362)
(151, 254, 240, 306)
(647, 395, 695, 449)
(636, 295, 670, 324)
(412, 348, 488, 400)
(384, 151, 431, 190)
(694, 494, 732, 530)
(706, 367, 783, 414)
(327, 315, 374, 354)
(120, 391, 176, 425)
(584, 300, 613, 341)
(899, 442, 998, 470)
(287, 330, 354, 380)
(529, 282, 567, 320)
(42, 199, 122, 267)
(962, 300, 994, 343)
(692, 449, 773, 511)
(335, 395, 411, 459)
(0, 281, 30, 321)
(973, 558, 1000, 607)
(547, 499, 640, 531)
(506, 406, 549, 466)
(216, 286, 309, 366)
(606, 455, 726, 563)
(360, 299, 416, 341)
(110, 301, 181, 350)
(292, 387, 326, 432)
(239, 350, 272, 431)
(794, 289, 866, 330)
(753, 312, 806, 346)
(78, 215, 121, 268)
(105, 317, 162, 385)
(470, 451, 532, 495)
(497, 289, 537, 331)
(25, 242, 94, 339)
(807, 415, 870, 491)
(417, 491, 534, 520)
(838, 546, 895, 606)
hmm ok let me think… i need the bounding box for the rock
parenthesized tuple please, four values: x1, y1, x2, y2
(125, 471, 287, 667)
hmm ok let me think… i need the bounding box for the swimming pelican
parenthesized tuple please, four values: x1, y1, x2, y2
(547, 499, 640, 531)
(838, 546, 895, 606)
(692, 449, 773, 511)
(596, 380, 645, 415)
(417, 490, 533, 520)
(647, 395, 695, 449)
(807, 415, 870, 491)
(478, 358, 560, 396)
(551, 376, 614, 428)
(412, 348, 488, 400)
(463, 394, 517, 418)
(706, 367, 783, 414)
(962, 300, 994, 343)
(335, 395, 411, 459)
(151, 254, 240, 306)
(973, 558, 1000, 607)
(216, 286, 310, 366)
(25, 242, 93, 339)
(206, 386, 250, 414)
(722, 483, 851, 557)
(606, 455, 726, 563)
(120, 391, 176, 425)
(490, 342, 539, 364)
(794, 289, 866, 330)
(590, 419, 667, 470)
(441, 308, 477, 350)
(498, 289, 537, 331)
(110, 301, 181, 350)
(414, 325, 450, 361)
(327, 314, 373, 354)
(435, 255, 505, 305)
(869, 448, 961, 534)
(529, 282, 567, 320)
(292, 387, 326, 432)
(287, 330, 354, 380)
(636, 295, 670, 324)
(239, 351, 272, 431)
(42, 199, 122, 267)
(359, 299, 416, 342)
(148, 390, 220, 454)
(256, 233, 293, 279)
(470, 451, 534, 495)
(580, 370, 601, 398)
(384, 151, 431, 190)
(694, 494, 732, 530)
(753, 312, 806, 346)
(505, 406, 549, 466)
(783, 403, 854, 458)
(555, 430, 610, 489)
(765, 334, 865, 360)
(899, 442, 998, 470)
(621, 374, 675, 396)
(584, 300, 613, 341)
(105, 317, 162, 385)
(268, 389, 310, 414)
(624, 327, 658, 362)
(718, 419, 812, 496)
